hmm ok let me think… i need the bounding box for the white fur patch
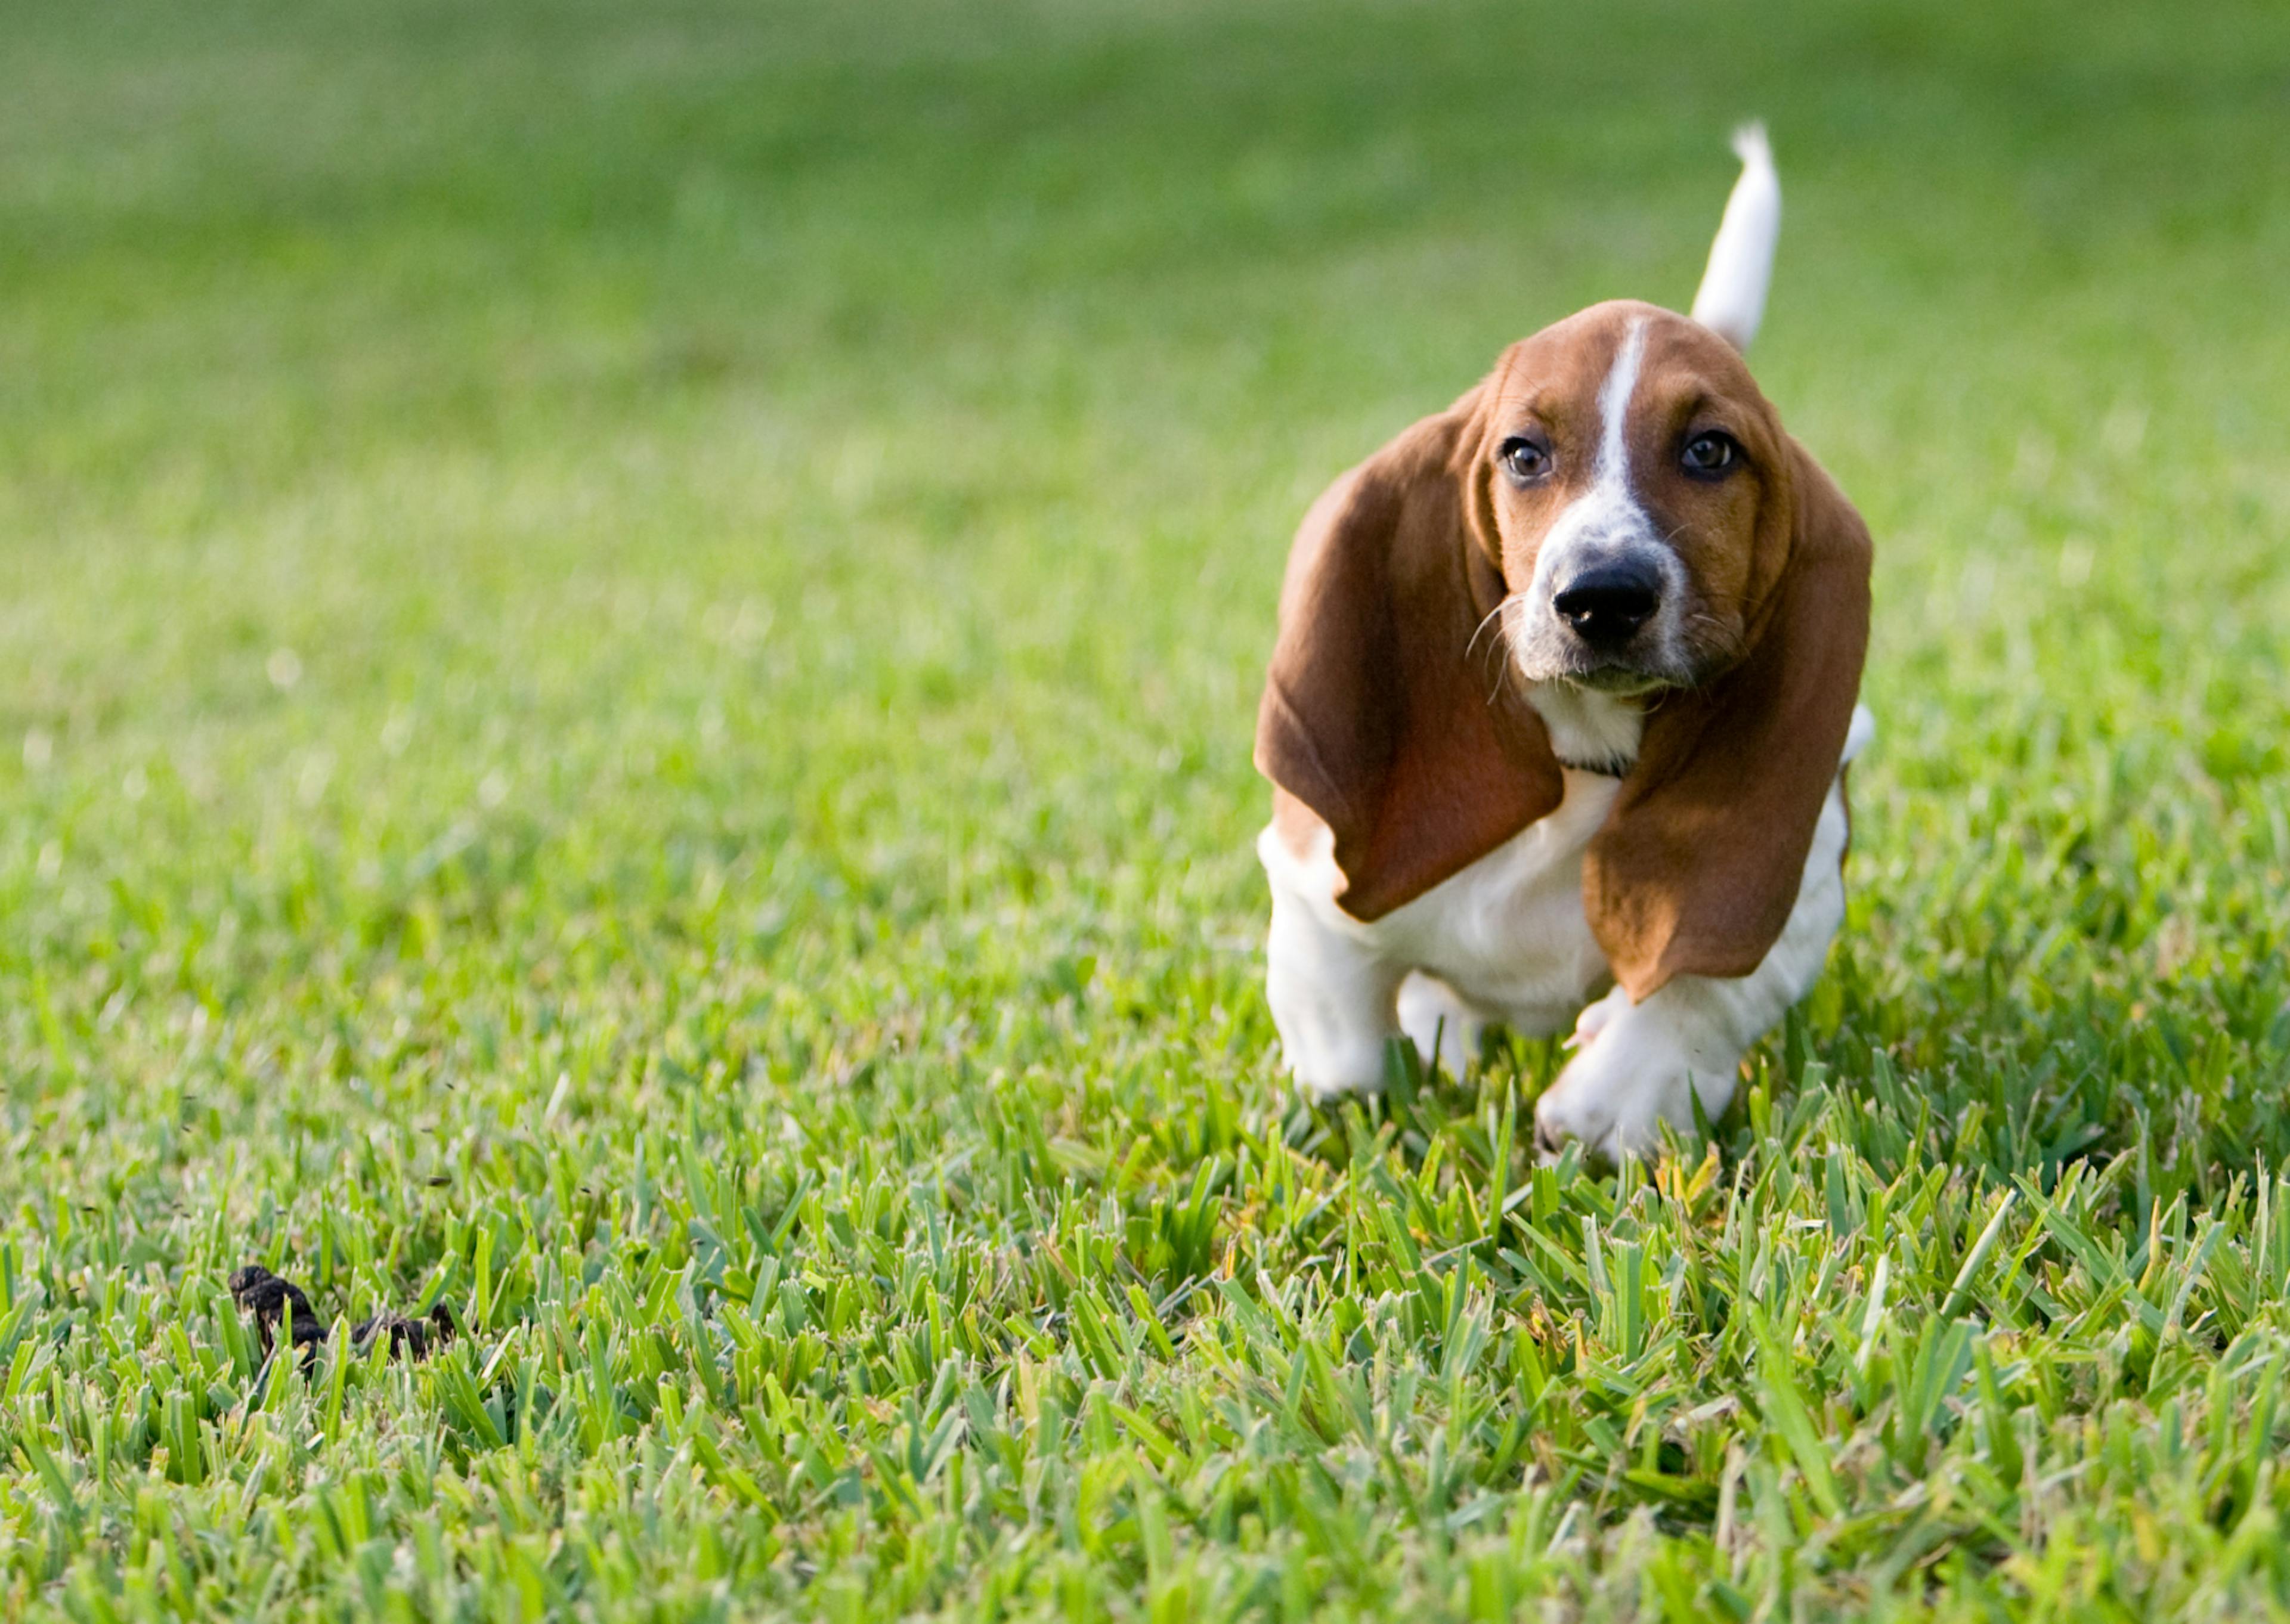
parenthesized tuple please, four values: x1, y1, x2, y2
(1527, 683, 1644, 774)
(1594, 318, 1648, 485)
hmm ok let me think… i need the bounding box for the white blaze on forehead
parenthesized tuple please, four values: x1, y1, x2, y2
(1521, 316, 1655, 599)
(1592, 318, 1650, 491)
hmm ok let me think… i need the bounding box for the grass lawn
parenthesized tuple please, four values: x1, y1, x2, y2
(4, 0, 2290, 1615)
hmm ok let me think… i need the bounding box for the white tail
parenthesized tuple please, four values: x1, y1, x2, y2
(1689, 123, 1780, 352)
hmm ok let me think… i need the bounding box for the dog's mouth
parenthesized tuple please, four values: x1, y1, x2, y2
(1512, 639, 1691, 696)
(1559, 661, 1674, 698)
(1548, 650, 1676, 692)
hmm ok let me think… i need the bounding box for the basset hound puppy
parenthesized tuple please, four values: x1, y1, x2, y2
(1254, 128, 1874, 1160)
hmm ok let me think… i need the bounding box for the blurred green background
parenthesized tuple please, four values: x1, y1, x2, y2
(4, 0, 2290, 1616)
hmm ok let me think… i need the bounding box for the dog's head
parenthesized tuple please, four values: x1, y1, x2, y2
(1467, 302, 1795, 698)
(1255, 300, 1870, 999)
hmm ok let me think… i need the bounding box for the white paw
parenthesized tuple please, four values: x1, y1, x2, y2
(1534, 1005, 1731, 1164)
(1397, 974, 1485, 1078)
(1293, 1068, 1384, 1107)
(1283, 1033, 1389, 1106)
(1565, 986, 1627, 1052)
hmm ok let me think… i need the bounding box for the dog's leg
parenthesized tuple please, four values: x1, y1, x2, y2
(1260, 828, 1405, 1102)
(1534, 760, 1854, 1161)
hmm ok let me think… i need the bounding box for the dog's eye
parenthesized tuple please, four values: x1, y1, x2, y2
(1681, 431, 1740, 476)
(1499, 436, 1552, 483)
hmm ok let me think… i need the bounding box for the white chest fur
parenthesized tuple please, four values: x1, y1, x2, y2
(1258, 763, 1619, 1047)
(1255, 686, 1646, 1090)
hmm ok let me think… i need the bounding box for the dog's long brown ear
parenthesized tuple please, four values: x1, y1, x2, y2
(1255, 398, 1564, 919)
(1584, 439, 1871, 998)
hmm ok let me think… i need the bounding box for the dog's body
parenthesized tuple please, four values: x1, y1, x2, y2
(1253, 131, 1873, 1160)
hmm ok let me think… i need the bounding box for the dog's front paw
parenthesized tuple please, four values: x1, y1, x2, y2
(1292, 1065, 1384, 1108)
(1397, 973, 1486, 1078)
(1281, 1027, 1390, 1107)
(1534, 1000, 1731, 1163)
(1565, 988, 1624, 1053)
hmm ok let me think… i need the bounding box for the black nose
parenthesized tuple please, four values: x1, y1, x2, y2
(1552, 562, 1660, 648)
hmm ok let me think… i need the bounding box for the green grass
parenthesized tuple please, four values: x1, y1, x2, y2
(3, 0, 2290, 1616)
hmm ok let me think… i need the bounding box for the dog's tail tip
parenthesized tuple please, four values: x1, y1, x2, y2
(1728, 120, 1773, 172)
(1689, 122, 1780, 353)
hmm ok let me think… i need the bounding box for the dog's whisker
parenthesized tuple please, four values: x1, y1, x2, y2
(1464, 599, 1511, 664)
(1481, 599, 1531, 704)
